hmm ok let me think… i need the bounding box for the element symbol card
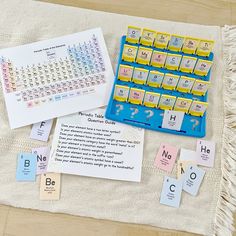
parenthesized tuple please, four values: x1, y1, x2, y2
(0, 28, 114, 128)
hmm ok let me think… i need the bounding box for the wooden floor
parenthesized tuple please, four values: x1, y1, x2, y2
(0, 0, 235, 235)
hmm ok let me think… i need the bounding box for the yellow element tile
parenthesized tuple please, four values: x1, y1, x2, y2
(182, 37, 200, 54)
(179, 56, 197, 73)
(174, 97, 192, 113)
(140, 28, 156, 46)
(113, 85, 130, 102)
(128, 88, 145, 105)
(161, 73, 180, 90)
(196, 39, 214, 57)
(191, 80, 210, 96)
(158, 94, 176, 110)
(176, 76, 195, 93)
(146, 70, 164, 88)
(165, 53, 182, 70)
(189, 100, 208, 116)
(168, 34, 185, 52)
(136, 46, 153, 65)
(126, 25, 141, 44)
(122, 44, 138, 62)
(150, 50, 167, 68)
(194, 59, 213, 76)
(143, 91, 160, 108)
(132, 67, 149, 85)
(118, 64, 134, 82)
(154, 32, 170, 49)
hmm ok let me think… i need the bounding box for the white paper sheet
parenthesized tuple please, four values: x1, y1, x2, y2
(47, 109, 144, 182)
(0, 28, 114, 129)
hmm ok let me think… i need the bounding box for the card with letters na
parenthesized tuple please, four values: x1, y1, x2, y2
(47, 109, 144, 182)
(105, 26, 214, 137)
(0, 28, 114, 129)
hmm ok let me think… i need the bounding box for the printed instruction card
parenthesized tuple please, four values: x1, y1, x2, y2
(47, 109, 144, 182)
(0, 28, 114, 129)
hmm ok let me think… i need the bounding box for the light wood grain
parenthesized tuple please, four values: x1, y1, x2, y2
(1, 0, 236, 235)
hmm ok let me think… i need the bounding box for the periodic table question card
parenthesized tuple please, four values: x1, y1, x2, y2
(47, 108, 144, 182)
(0, 28, 114, 129)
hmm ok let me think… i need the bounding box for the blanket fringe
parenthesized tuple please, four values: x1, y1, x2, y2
(214, 25, 236, 236)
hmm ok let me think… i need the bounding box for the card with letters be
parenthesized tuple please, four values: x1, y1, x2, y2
(47, 108, 144, 182)
(0, 28, 114, 129)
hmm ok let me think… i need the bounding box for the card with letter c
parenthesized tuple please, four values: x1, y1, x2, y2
(165, 53, 182, 70)
(160, 176, 182, 208)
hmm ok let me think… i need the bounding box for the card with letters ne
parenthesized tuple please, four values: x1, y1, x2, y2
(160, 176, 182, 208)
(47, 108, 144, 182)
(0, 28, 114, 129)
(32, 146, 50, 174)
(154, 143, 178, 173)
(16, 153, 37, 181)
(40, 173, 61, 200)
(196, 139, 216, 167)
(183, 165, 205, 196)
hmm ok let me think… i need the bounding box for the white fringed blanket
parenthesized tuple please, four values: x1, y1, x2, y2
(0, 1, 235, 235)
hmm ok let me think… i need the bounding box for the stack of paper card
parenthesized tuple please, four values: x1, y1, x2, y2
(155, 139, 216, 208)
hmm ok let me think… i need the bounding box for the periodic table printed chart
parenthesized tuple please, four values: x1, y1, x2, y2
(105, 26, 214, 137)
(0, 28, 114, 129)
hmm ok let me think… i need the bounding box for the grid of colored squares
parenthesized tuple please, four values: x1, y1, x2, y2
(113, 84, 208, 117)
(126, 26, 214, 57)
(122, 44, 213, 76)
(118, 64, 210, 96)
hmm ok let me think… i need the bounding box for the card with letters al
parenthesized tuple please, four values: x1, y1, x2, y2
(0, 28, 114, 129)
(105, 26, 214, 137)
(47, 108, 144, 182)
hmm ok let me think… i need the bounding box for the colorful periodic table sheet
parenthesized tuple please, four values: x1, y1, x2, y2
(105, 26, 214, 137)
(0, 28, 114, 129)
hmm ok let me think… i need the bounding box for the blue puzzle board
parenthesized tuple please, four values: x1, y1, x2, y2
(105, 35, 214, 137)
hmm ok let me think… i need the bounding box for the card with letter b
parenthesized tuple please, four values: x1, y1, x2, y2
(16, 153, 37, 181)
(106, 26, 214, 137)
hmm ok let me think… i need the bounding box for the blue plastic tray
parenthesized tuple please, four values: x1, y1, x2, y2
(105, 36, 214, 138)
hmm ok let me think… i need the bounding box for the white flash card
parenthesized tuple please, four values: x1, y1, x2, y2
(183, 165, 205, 196)
(196, 139, 216, 167)
(160, 176, 182, 208)
(162, 110, 184, 131)
(30, 119, 53, 142)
